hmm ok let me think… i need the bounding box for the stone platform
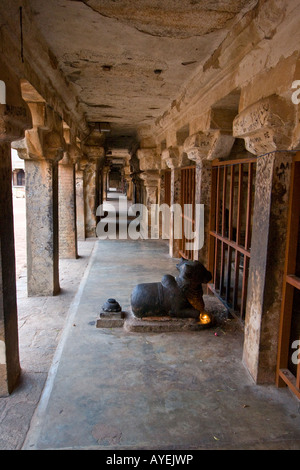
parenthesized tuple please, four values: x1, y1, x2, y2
(124, 313, 214, 333)
(96, 310, 215, 332)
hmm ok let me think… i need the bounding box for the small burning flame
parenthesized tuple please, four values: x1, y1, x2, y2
(198, 312, 211, 325)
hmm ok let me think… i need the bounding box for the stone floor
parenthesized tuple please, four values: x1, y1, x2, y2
(19, 239, 300, 450)
(1, 196, 300, 451)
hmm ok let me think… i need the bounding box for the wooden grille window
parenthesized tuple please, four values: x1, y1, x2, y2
(208, 158, 256, 320)
(277, 156, 300, 399)
(180, 166, 196, 260)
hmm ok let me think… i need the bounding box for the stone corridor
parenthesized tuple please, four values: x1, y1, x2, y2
(1, 0, 300, 450)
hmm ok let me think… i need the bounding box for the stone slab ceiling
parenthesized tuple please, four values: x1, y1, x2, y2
(26, 0, 257, 138)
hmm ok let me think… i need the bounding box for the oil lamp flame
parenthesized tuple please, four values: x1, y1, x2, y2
(199, 312, 211, 325)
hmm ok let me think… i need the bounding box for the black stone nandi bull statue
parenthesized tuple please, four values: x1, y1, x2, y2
(130, 258, 212, 321)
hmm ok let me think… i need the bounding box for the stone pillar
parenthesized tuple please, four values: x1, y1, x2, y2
(0, 78, 32, 395)
(183, 131, 234, 265)
(59, 153, 78, 259)
(82, 145, 105, 237)
(17, 102, 65, 297)
(59, 123, 79, 258)
(139, 171, 161, 238)
(76, 164, 85, 240)
(137, 148, 161, 237)
(162, 147, 181, 257)
(102, 166, 109, 201)
(233, 95, 296, 384)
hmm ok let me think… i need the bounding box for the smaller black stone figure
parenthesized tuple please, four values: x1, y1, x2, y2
(130, 258, 212, 319)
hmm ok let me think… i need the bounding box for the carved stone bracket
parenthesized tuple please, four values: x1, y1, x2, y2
(137, 148, 161, 171)
(19, 101, 65, 162)
(82, 144, 105, 167)
(183, 130, 234, 164)
(161, 146, 181, 169)
(0, 104, 32, 143)
(233, 95, 296, 155)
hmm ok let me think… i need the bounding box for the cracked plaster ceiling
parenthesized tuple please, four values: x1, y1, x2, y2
(26, 0, 257, 144)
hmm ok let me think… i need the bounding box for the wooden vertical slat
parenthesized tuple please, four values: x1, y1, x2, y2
(229, 166, 234, 240)
(222, 167, 227, 237)
(236, 164, 243, 245)
(209, 168, 218, 277)
(216, 167, 221, 234)
(245, 163, 253, 251)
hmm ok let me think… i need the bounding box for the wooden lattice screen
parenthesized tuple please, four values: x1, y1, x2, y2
(208, 158, 256, 320)
(277, 155, 300, 399)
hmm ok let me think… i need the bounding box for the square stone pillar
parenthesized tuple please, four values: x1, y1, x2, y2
(0, 142, 21, 395)
(15, 101, 65, 297)
(25, 158, 61, 296)
(161, 147, 182, 258)
(242, 151, 293, 383)
(170, 167, 182, 258)
(76, 167, 85, 240)
(0, 73, 32, 394)
(102, 166, 109, 202)
(233, 94, 296, 384)
(193, 160, 212, 265)
(59, 155, 78, 259)
(82, 146, 105, 238)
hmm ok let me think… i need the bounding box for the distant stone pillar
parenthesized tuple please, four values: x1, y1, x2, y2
(233, 95, 296, 384)
(137, 148, 161, 238)
(59, 153, 78, 259)
(102, 166, 109, 201)
(162, 147, 181, 257)
(184, 131, 234, 265)
(17, 103, 65, 297)
(0, 83, 32, 395)
(59, 124, 80, 258)
(82, 145, 105, 237)
(76, 165, 85, 240)
(139, 171, 161, 238)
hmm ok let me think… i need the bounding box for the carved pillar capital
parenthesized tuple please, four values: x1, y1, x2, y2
(183, 130, 234, 164)
(161, 146, 181, 169)
(19, 102, 65, 162)
(0, 103, 32, 143)
(137, 148, 161, 171)
(82, 144, 105, 166)
(233, 95, 296, 155)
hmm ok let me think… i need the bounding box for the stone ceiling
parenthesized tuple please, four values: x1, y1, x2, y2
(25, 0, 258, 145)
